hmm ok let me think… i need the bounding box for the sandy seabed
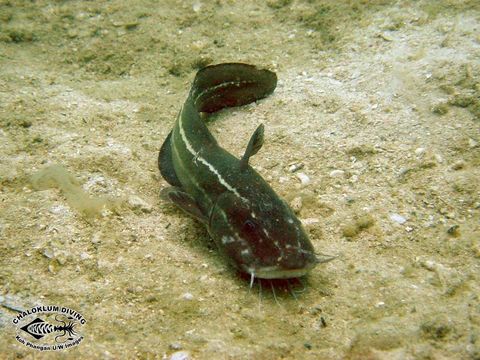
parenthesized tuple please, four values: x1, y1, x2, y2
(1, 1, 479, 359)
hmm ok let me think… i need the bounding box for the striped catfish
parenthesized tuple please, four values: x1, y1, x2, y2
(159, 63, 330, 281)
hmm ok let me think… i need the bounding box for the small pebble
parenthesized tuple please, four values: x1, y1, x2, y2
(349, 174, 358, 183)
(128, 195, 153, 213)
(80, 252, 91, 260)
(288, 163, 304, 173)
(296, 172, 311, 185)
(434, 153, 444, 163)
(390, 213, 407, 224)
(42, 248, 54, 259)
(329, 169, 345, 178)
(301, 218, 320, 225)
(56, 252, 67, 265)
(91, 233, 101, 244)
(451, 160, 465, 170)
(49, 204, 69, 215)
(182, 292, 194, 301)
(192, 1, 202, 12)
(420, 259, 443, 272)
(170, 351, 190, 360)
(415, 147, 426, 156)
(169, 342, 182, 350)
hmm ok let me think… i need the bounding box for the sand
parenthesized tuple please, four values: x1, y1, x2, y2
(1, 1, 479, 359)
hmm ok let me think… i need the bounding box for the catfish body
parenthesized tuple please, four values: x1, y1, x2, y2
(159, 63, 325, 279)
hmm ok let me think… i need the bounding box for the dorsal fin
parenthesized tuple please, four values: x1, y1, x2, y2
(240, 124, 264, 170)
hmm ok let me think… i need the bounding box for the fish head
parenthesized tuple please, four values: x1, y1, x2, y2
(208, 191, 320, 279)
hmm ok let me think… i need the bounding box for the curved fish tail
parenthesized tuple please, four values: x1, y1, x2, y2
(190, 63, 277, 113)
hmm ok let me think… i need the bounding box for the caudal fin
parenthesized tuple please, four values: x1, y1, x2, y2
(190, 63, 277, 113)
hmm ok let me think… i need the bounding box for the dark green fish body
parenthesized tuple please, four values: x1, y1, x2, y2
(159, 63, 326, 279)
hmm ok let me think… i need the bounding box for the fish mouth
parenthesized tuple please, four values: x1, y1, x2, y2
(251, 263, 318, 279)
(244, 254, 336, 280)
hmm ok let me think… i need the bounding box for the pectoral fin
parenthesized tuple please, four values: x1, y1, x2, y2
(240, 124, 264, 170)
(161, 187, 208, 224)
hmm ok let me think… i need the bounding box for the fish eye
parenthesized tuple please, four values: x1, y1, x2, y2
(242, 219, 257, 235)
